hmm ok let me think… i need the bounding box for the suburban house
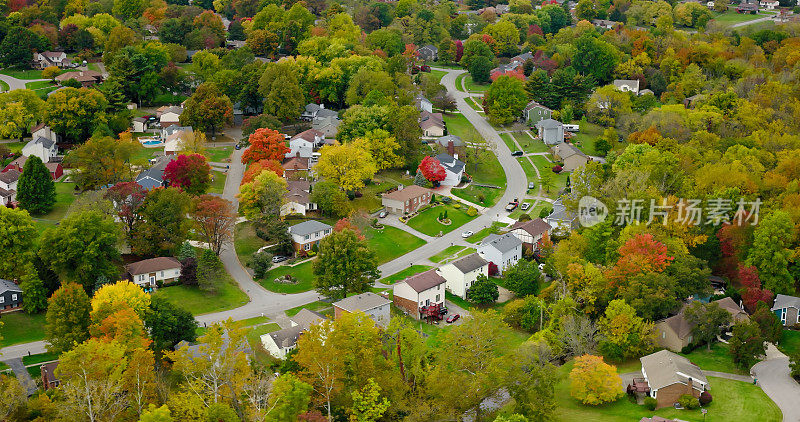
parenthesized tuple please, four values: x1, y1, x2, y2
(772, 294, 800, 327)
(639, 350, 708, 409)
(545, 199, 578, 232)
(417, 95, 433, 113)
(436, 253, 489, 299)
(161, 124, 192, 141)
(22, 136, 58, 163)
(760, 0, 778, 9)
(655, 298, 750, 352)
(32, 123, 58, 143)
(393, 269, 447, 320)
(262, 309, 327, 359)
(286, 133, 316, 160)
(613, 79, 640, 94)
(737, 0, 758, 12)
(591, 19, 618, 29)
(281, 180, 317, 217)
(291, 128, 325, 148)
(507, 218, 551, 252)
(164, 127, 194, 155)
(125, 257, 182, 290)
(282, 155, 310, 178)
(55, 70, 103, 87)
(289, 308, 326, 330)
(333, 292, 392, 328)
(418, 44, 438, 61)
(551, 143, 589, 172)
(536, 119, 565, 145)
(0, 169, 19, 206)
(135, 156, 173, 190)
(132, 117, 148, 132)
(311, 109, 340, 138)
(477, 233, 522, 275)
(301, 103, 332, 120)
(0, 278, 22, 312)
(288, 220, 332, 253)
(523, 101, 552, 125)
(436, 135, 464, 149)
(3, 156, 64, 181)
(490, 52, 532, 79)
(158, 106, 183, 128)
(420, 111, 445, 137)
(435, 153, 465, 186)
(175, 331, 252, 360)
(32, 51, 71, 69)
(381, 184, 432, 215)
(40, 361, 61, 391)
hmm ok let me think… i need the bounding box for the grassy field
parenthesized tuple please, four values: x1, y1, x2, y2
(463, 74, 490, 93)
(570, 121, 603, 156)
(430, 245, 465, 263)
(553, 361, 781, 422)
(152, 277, 248, 316)
(363, 225, 425, 264)
(3, 142, 25, 153)
(245, 323, 281, 347)
(428, 69, 447, 84)
(285, 300, 333, 317)
(0, 312, 46, 347)
(0, 80, 8, 91)
(208, 171, 227, 194)
(778, 329, 800, 356)
(22, 351, 59, 366)
(380, 265, 433, 284)
(36, 182, 78, 222)
(443, 113, 479, 140)
(234, 222, 267, 267)
(680, 342, 747, 374)
(513, 131, 550, 153)
(131, 144, 159, 164)
(0, 68, 44, 79)
(206, 146, 233, 162)
(453, 148, 507, 206)
(711, 10, 765, 26)
(259, 260, 316, 293)
(531, 155, 569, 197)
(407, 204, 477, 237)
(466, 221, 507, 243)
(517, 157, 538, 182)
(25, 80, 53, 90)
(466, 97, 484, 111)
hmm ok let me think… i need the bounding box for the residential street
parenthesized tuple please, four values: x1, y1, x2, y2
(0, 74, 47, 92)
(753, 344, 800, 422)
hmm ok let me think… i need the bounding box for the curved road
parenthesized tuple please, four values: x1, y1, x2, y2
(752, 345, 800, 421)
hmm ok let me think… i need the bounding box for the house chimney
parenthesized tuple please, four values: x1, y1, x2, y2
(320, 104, 325, 110)
(454, 153, 459, 160)
(687, 378, 693, 395)
(447, 140, 455, 156)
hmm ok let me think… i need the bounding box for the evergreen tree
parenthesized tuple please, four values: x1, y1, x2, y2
(177, 241, 197, 261)
(197, 249, 224, 292)
(16, 155, 56, 215)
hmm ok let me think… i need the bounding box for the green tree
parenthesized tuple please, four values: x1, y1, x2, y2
(39, 211, 122, 293)
(748, 211, 796, 295)
(597, 299, 655, 361)
(112, 0, 147, 20)
(16, 155, 56, 215)
(197, 249, 226, 292)
(572, 34, 619, 84)
(311, 180, 351, 218)
(236, 169, 287, 220)
(507, 342, 557, 420)
(469, 55, 492, 85)
(0, 373, 26, 421)
(140, 404, 174, 422)
(0, 27, 46, 67)
(0, 207, 37, 279)
(345, 68, 395, 106)
(460, 39, 494, 69)
(752, 304, 783, 344)
(45, 87, 108, 143)
(349, 378, 390, 422)
(266, 373, 312, 422)
(20, 265, 48, 313)
(684, 301, 732, 350)
(467, 274, 499, 305)
(45, 282, 92, 354)
(313, 226, 379, 299)
(144, 296, 198, 354)
(729, 321, 765, 369)
(64, 135, 140, 189)
(180, 82, 233, 139)
(130, 188, 193, 257)
(0, 89, 46, 140)
(259, 61, 304, 122)
(485, 75, 528, 125)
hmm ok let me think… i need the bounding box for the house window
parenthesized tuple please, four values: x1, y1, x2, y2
(304, 243, 311, 250)
(304, 235, 309, 240)
(0, 297, 4, 304)
(11, 294, 17, 301)
(436, 294, 440, 302)
(160, 271, 164, 277)
(419, 301, 424, 306)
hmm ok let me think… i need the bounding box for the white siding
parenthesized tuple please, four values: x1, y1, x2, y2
(437, 263, 489, 299)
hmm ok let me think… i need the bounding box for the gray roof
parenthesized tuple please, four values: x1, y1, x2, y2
(163, 125, 192, 137)
(316, 108, 339, 119)
(512, 52, 533, 63)
(160, 106, 183, 115)
(613, 79, 639, 90)
(305, 103, 322, 113)
(537, 118, 563, 129)
(420, 44, 438, 53)
(290, 308, 326, 330)
(400, 269, 446, 293)
(772, 294, 800, 311)
(546, 199, 575, 223)
(135, 156, 173, 190)
(0, 169, 20, 184)
(0, 278, 22, 294)
(436, 135, 464, 147)
(267, 325, 305, 349)
(175, 331, 252, 358)
(333, 292, 391, 313)
(449, 253, 488, 274)
(133, 117, 147, 123)
(482, 233, 522, 253)
(288, 220, 332, 237)
(28, 136, 55, 149)
(641, 350, 708, 391)
(435, 153, 465, 174)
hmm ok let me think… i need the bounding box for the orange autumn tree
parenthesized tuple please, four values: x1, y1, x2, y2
(607, 233, 674, 285)
(241, 159, 284, 185)
(241, 128, 289, 164)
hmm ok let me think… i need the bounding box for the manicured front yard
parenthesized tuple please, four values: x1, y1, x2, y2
(351, 169, 413, 212)
(428, 69, 447, 84)
(553, 361, 781, 422)
(380, 265, 433, 284)
(234, 222, 267, 268)
(466, 221, 507, 243)
(407, 204, 477, 237)
(513, 131, 550, 153)
(430, 246, 465, 263)
(0, 312, 46, 347)
(778, 329, 800, 356)
(258, 260, 316, 293)
(531, 155, 569, 197)
(443, 113, 479, 141)
(37, 182, 78, 222)
(711, 10, 765, 26)
(285, 300, 333, 317)
(363, 225, 425, 264)
(453, 147, 507, 206)
(22, 351, 59, 366)
(208, 171, 227, 194)
(245, 323, 281, 347)
(680, 342, 747, 375)
(462, 74, 489, 93)
(206, 146, 233, 163)
(25, 80, 53, 90)
(152, 278, 248, 316)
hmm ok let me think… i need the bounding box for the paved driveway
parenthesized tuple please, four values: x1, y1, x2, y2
(752, 344, 800, 422)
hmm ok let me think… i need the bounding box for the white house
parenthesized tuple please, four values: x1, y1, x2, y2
(760, 0, 778, 9)
(32, 51, 70, 69)
(281, 180, 317, 217)
(288, 220, 332, 253)
(164, 127, 194, 155)
(333, 292, 392, 328)
(477, 233, 522, 275)
(435, 153, 465, 186)
(545, 199, 578, 233)
(536, 119, 565, 145)
(158, 106, 183, 128)
(436, 253, 489, 299)
(0, 170, 20, 206)
(22, 137, 58, 163)
(507, 218, 551, 252)
(132, 117, 147, 132)
(613, 79, 640, 94)
(420, 111, 445, 137)
(286, 133, 317, 159)
(417, 95, 433, 113)
(125, 257, 181, 289)
(261, 325, 305, 359)
(393, 269, 446, 320)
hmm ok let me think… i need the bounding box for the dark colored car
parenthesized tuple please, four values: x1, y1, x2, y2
(439, 307, 448, 315)
(511, 150, 524, 156)
(446, 314, 460, 323)
(272, 255, 290, 263)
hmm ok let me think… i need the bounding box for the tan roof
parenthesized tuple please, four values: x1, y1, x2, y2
(401, 269, 446, 293)
(284, 180, 311, 203)
(713, 297, 748, 319)
(382, 185, 431, 202)
(55, 70, 102, 82)
(659, 312, 693, 339)
(282, 157, 309, 170)
(640, 350, 708, 391)
(126, 257, 181, 275)
(290, 308, 326, 330)
(508, 218, 551, 238)
(292, 128, 323, 143)
(333, 292, 391, 313)
(0, 169, 20, 184)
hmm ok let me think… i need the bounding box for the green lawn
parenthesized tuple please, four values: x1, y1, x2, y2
(778, 329, 800, 356)
(363, 225, 425, 264)
(454, 148, 507, 206)
(25, 80, 53, 90)
(259, 260, 316, 294)
(463, 74, 489, 93)
(351, 169, 413, 212)
(208, 171, 227, 194)
(234, 222, 267, 268)
(407, 204, 477, 237)
(0, 68, 44, 79)
(206, 146, 233, 163)
(0, 80, 8, 91)
(285, 300, 333, 317)
(531, 155, 569, 198)
(466, 221, 507, 243)
(151, 277, 249, 316)
(553, 361, 781, 422)
(4, 142, 25, 154)
(245, 323, 281, 348)
(430, 246, 466, 263)
(131, 144, 159, 165)
(508, 199, 536, 219)
(428, 69, 447, 84)
(455, 74, 466, 92)
(0, 312, 46, 347)
(711, 10, 765, 26)
(443, 113, 479, 141)
(513, 131, 549, 153)
(0, 362, 8, 371)
(570, 121, 604, 156)
(517, 158, 538, 182)
(466, 97, 483, 111)
(500, 133, 516, 151)
(380, 265, 433, 284)
(37, 182, 78, 222)
(680, 342, 747, 375)
(22, 352, 59, 366)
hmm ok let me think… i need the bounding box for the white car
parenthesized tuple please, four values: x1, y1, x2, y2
(461, 231, 474, 238)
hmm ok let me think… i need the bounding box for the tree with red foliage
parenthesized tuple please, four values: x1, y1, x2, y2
(163, 154, 212, 195)
(716, 222, 754, 280)
(454, 39, 464, 62)
(608, 234, 674, 285)
(105, 181, 146, 236)
(241, 159, 284, 185)
(738, 265, 774, 311)
(488, 262, 498, 276)
(192, 195, 236, 255)
(491, 68, 525, 82)
(418, 156, 446, 185)
(333, 218, 364, 239)
(528, 24, 544, 37)
(241, 128, 290, 165)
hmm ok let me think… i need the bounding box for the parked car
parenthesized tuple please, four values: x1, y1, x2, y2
(438, 307, 448, 315)
(378, 210, 387, 218)
(234, 144, 242, 150)
(461, 230, 474, 238)
(528, 182, 535, 189)
(520, 203, 530, 211)
(272, 255, 290, 263)
(511, 150, 524, 156)
(446, 314, 460, 323)
(505, 202, 519, 212)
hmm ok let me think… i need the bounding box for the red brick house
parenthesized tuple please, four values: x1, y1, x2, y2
(381, 185, 432, 215)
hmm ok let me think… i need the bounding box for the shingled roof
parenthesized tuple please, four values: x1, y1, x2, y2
(449, 253, 488, 274)
(508, 218, 551, 238)
(126, 257, 181, 276)
(401, 269, 446, 293)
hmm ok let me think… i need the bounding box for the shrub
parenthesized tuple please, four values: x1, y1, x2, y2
(467, 206, 477, 217)
(699, 391, 712, 406)
(252, 251, 273, 279)
(453, 203, 461, 209)
(678, 394, 699, 410)
(538, 207, 551, 218)
(644, 397, 657, 411)
(443, 210, 448, 219)
(552, 165, 563, 173)
(430, 193, 436, 203)
(478, 194, 485, 203)
(518, 213, 531, 221)
(488, 262, 498, 276)
(441, 196, 452, 204)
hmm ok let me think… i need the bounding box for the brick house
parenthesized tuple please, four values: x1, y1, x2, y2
(41, 361, 60, 391)
(287, 220, 332, 253)
(640, 350, 708, 409)
(381, 185, 432, 215)
(393, 269, 446, 320)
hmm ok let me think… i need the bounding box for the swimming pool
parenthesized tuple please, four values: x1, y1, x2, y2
(142, 140, 162, 146)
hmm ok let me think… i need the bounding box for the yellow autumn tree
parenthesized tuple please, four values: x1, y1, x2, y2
(315, 143, 377, 192)
(91, 280, 151, 319)
(351, 129, 402, 171)
(236, 169, 287, 220)
(569, 355, 624, 405)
